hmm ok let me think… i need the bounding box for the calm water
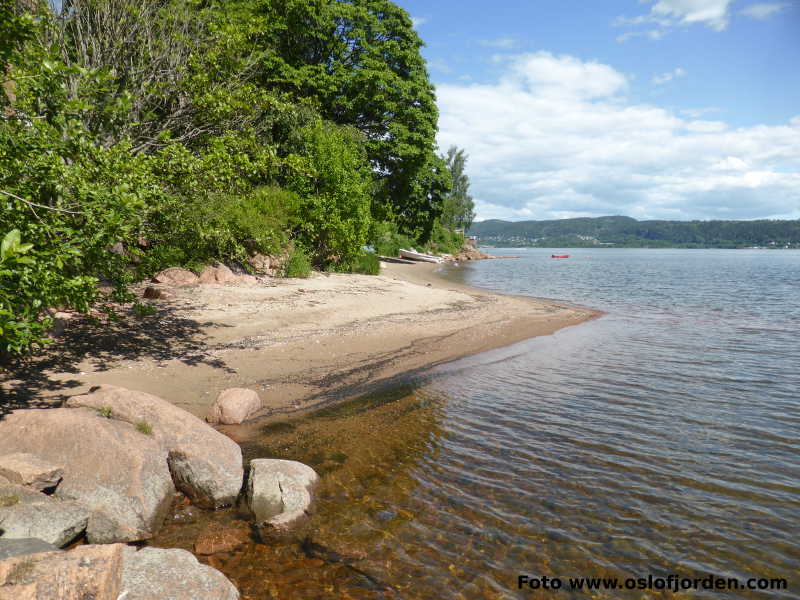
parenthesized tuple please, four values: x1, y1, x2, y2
(155, 249, 800, 599)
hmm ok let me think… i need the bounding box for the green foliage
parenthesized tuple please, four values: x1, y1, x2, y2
(440, 146, 476, 232)
(369, 221, 416, 257)
(1, 0, 456, 356)
(424, 220, 465, 255)
(348, 252, 381, 275)
(245, 0, 446, 234)
(282, 247, 312, 278)
(286, 121, 373, 265)
(95, 406, 114, 418)
(135, 420, 153, 435)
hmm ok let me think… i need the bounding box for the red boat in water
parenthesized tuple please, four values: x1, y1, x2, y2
(551, 254, 571, 259)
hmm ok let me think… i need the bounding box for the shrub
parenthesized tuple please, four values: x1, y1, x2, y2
(338, 251, 380, 275)
(282, 247, 312, 278)
(370, 221, 417, 257)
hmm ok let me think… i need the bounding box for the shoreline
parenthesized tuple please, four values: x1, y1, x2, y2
(2, 260, 601, 425)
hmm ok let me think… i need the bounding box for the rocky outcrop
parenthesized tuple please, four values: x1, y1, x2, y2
(198, 264, 238, 285)
(151, 267, 199, 286)
(67, 385, 243, 509)
(247, 253, 285, 277)
(121, 546, 239, 600)
(206, 388, 262, 425)
(0, 543, 124, 600)
(454, 246, 492, 261)
(246, 459, 318, 533)
(0, 454, 63, 493)
(0, 408, 175, 544)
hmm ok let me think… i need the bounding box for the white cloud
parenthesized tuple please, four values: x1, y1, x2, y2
(436, 52, 800, 221)
(411, 16, 427, 28)
(740, 3, 788, 19)
(616, 0, 735, 40)
(480, 37, 518, 49)
(652, 67, 687, 84)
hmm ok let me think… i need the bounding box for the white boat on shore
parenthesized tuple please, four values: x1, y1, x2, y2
(399, 248, 444, 264)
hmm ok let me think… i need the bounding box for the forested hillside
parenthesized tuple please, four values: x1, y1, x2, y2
(0, 0, 472, 355)
(469, 216, 800, 249)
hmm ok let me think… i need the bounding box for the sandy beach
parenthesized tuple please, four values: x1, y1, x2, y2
(2, 260, 600, 422)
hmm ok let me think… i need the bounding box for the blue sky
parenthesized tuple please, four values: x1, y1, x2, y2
(396, 0, 800, 221)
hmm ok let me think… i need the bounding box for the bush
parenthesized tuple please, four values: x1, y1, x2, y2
(285, 121, 372, 266)
(424, 220, 464, 255)
(370, 221, 417, 257)
(333, 251, 380, 275)
(282, 247, 312, 278)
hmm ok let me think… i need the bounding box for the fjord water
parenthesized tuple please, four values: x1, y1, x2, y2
(176, 249, 799, 599)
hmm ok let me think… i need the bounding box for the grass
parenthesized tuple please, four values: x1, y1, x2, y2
(282, 247, 312, 278)
(135, 420, 153, 435)
(95, 406, 113, 418)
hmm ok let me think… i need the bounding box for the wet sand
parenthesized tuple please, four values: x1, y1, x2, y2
(2, 260, 600, 420)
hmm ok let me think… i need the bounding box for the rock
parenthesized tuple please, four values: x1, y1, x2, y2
(121, 546, 239, 600)
(0, 408, 175, 544)
(193, 521, 251, 555)
(67, 385, 243, 509)
(0, 543, 124, 600)
(198, 263, 239, 285)
(47, 311, 78, 338)
(247, 253, 279, 277)
(0, 480, 52, 507)
(0, 539, 59, 561)
(0, 500, 89, 548)
(206, 388, 262, 425)
(151, 267, 198, 286)
(246, 459, 318, 532)
(142, 286, 174, 300)
(0, 453, 63, 493)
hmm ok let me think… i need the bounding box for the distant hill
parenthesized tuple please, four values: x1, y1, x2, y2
(468, 216, 800, 248)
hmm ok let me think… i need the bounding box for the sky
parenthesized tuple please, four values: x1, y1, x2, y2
(397, 0, 800, 222)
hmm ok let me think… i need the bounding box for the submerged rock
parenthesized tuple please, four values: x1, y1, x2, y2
(0, 453, 63, 493)
(246, 459, 318, 533)
(0, 408, 175, 544)
(206, 388, 262, 425)
(67, 385, 243, 509)
(121, 546, 239, 600)
(193, 521, 251, 555)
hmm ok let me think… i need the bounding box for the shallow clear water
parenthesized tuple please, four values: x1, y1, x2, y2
(154, 249, 800, 599)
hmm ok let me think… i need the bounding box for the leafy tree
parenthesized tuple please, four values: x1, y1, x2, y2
(245, 0, 445, 235)
(440, 146, 475, 231)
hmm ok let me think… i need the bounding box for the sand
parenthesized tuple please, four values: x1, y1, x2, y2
(2, 260, 600, 422)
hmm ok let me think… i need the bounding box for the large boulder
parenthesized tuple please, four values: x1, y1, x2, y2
(0, 453, 63, 493)
(198, 264, 238, 285)
(206, 388, 262, 425)
(0, 409, 175, 544)
(151, 267, 198, 286)
(0, 543, 124, 600)
(67, 385, 243, 508)
(121, 547, 239, 600)
(246, 459, 318, 533)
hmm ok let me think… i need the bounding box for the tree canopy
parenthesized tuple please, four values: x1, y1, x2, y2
(0, 0, 466, 356)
